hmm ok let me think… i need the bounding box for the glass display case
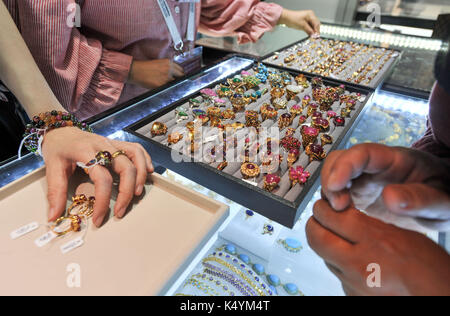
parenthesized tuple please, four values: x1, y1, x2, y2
(158, 89, 437, 296)
(0, 52, 441, 295)
(320, 24, 443, 98)
(358, 0, 450, 23)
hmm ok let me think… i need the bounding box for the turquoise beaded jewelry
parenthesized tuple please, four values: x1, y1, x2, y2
(277, 238, 303, 253)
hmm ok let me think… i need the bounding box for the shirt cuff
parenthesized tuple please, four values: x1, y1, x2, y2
(237, 3, 283, 44)
(77, 49, 133, 120)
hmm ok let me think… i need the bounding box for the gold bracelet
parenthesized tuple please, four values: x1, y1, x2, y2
(183, 277, 219, 296)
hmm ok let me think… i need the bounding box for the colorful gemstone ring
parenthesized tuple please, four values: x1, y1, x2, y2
(289, 104, 303, 117)
(312, 117, 330, 132)
(77, 150, 112, 174)
(301, 126, 319, 148)
(289, 166, 310, 187)
(263, 174, 281, 192)
(305, 144, 326, 162)
(272, 98, 287, 110)
(168, 132, 184, 145)
(241, 162, 260, 179)
(286, 85, 302, 101)
(51, 215, 83, 236)
(321, 134, 333, 146)
(334, 116, 345, 127)
(150, 122, 168, 137)
(221, 108, 236, 120)
(280, 136, 301, 152)
(278, 113, 293, 130)
(287, 148, 300, 167)
(260, 104, 278, 121)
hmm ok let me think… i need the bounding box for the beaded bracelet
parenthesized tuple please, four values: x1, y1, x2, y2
(202, 264, 255, 296)
(183, 278, 220, 296)
(20, 110, 92, 157)
(218, 244, 304, 296)
(202, 256, 270, 296)
(191, 273, 237, 296)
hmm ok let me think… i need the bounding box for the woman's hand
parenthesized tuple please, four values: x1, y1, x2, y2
(321, 143, 450, 231)
(41, 127, 154, 227)
(306, 200, 450, 296)
(278, 9, 321, 37)
(128, 59, 184, 90)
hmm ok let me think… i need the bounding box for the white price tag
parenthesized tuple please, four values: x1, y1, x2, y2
(242, 179, 258, 187)
(10, 222, 39, 240)
(34, 231, 57, 248)
(60, 237, 84, 254)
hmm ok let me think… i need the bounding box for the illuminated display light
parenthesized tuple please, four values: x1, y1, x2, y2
(371, 91, 429, 116)
(320, 25, 442, 51)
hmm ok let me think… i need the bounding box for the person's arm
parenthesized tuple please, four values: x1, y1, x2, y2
(3, 0, 133, 119)
(0, 1, 154, 227)
(0, 1, 63, 115)
(199, 0, 319, 44)
(306, 200, 450, 296)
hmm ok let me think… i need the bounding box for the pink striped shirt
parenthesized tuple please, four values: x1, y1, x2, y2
(4, 0, 282, 120)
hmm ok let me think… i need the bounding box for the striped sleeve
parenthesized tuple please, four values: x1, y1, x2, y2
(3, 0, 132, 118)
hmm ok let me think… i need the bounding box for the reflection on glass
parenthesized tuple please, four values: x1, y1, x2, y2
(359, 0, 450, 21)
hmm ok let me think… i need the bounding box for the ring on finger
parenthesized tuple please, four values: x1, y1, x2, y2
(112, 150, 127, 160)
(77, 150, 113, 174)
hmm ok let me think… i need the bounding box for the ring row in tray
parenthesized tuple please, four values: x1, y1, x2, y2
(264, 38, 399, 88)
(135, 64, 367, 203)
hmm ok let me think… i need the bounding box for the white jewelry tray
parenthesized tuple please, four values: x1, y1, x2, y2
(0, 167, 228, 295)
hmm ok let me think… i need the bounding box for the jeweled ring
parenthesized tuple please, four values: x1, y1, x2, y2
(321, 134, 333, 146)
(241, 162, 260, 179)
(67, 194, 95, 218)
(51, 215, 82, 236)
(289, 166, 310, 187)
(150, 122, 168, 137)
(76, 150, 112, 174)
(305, 144, 326, 162)
(263, 174, 281, 192)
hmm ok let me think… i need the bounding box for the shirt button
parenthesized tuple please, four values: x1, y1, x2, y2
(174, 6, 180, 14)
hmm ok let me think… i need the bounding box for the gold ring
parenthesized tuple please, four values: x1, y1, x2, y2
(112, 150, 126, 159)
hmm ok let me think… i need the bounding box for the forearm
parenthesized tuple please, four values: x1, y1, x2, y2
(0, 2, 64, 116)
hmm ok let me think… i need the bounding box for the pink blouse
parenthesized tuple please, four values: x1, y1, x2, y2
(4, 0, 283, 120)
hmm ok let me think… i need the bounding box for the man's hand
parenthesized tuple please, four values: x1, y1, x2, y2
(306, 200, 450, 296)
(278, 9, 320, 36)
(128, 59, 184, 90)
(321, 143, 450, 231)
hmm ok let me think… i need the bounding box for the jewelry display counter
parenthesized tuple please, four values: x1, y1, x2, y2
(0, 54, 438, 296)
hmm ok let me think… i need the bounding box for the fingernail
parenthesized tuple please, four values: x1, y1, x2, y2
(48, 208, 57, 221)
(346, 181, 352, 189)
(94, 215, 105, 227)
(136, 185, 143, 196)
(117, 207, 126, 219)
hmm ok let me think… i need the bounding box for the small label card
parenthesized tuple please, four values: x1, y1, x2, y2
(34, 231, 58, 248)
(10, 222, 39, 240)
(61, 237, 84, 255)
(242, 179, 258, 187)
